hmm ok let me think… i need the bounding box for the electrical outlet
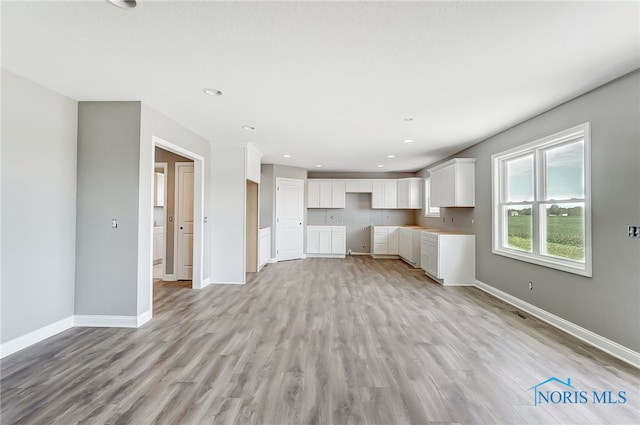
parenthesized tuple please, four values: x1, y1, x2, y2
(528, 281, 533, 290)
(629, 225, 640, 238)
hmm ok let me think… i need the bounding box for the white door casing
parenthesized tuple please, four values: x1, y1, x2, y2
(176, 163, 194, 280)
(276, 178, 304, 261)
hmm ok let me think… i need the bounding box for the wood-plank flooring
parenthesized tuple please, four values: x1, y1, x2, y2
(1, 257, 638, 424)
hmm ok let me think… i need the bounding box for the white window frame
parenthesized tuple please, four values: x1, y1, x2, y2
(491, 123, 592, 277)
(423, 178, 440, 217)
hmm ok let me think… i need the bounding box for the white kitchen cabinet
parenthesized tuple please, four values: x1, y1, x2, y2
(398, 227, 424, 267)
(345, 180, 374, 193)
(421, 231, 475, 286)
(307, 225, 346, 257)
(258, 227, 271, 270)
(372, 180, 397, 209)
(427, 158, 476, 207)
(307, 179, 346, 208)
(371, 226, 399, 257)
(397, 178, 422, 209)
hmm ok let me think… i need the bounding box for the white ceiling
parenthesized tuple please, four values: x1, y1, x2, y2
(2, 1, 639, 172)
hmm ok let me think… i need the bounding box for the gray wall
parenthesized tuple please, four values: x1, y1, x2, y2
(75, 102, 141, 316)
(1, 69, 78, 342)
(417, 70, 640, 352)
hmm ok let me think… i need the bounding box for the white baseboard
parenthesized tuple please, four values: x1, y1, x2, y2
(267, 257, 278, 264)
(474, 279, 640, 369)
(74, 315, 140, 328)
(0, 316, 75, 359)
(199, 277, 212, 289)
(306, 254, 346, 259)
(137, 310, 152, 327)
(211, 281, 245, 285)
(162, 274, 177, 281)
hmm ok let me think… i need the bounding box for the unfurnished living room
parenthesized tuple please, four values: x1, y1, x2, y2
(1, 1, 639, 424)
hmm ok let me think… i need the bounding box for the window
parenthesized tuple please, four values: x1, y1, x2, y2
(492, 123, 591, 276)
(424, 178, 440, 217)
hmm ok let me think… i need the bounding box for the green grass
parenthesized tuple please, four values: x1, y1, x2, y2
(506, 215, 584, 261)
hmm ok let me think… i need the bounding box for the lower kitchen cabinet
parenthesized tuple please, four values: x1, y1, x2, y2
(421, 231, 475, 286)
(371, 226, 399, 257)
(307, 226, 346, 258)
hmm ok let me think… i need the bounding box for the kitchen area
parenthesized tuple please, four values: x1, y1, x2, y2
(306, 158, 476, 286)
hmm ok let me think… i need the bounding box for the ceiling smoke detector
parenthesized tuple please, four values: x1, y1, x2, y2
(107, 0, 137, 9)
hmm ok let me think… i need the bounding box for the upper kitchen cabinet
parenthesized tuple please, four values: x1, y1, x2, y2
(372, 180, 397, 209)
(397, 178, 422, 209)
(427, 158, 476, 207)
(345, 180, 374, 193)
(308, 179, 346, 208)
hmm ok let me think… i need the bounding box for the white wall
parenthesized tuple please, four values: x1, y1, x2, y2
(211, 144, 247, 284)
(139, 103, 211, 313)
(1, 69, 78, 342)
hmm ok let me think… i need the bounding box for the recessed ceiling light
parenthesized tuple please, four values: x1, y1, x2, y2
(387, 155, 396, 158)
(203, 88, 223, 96)
(283, 154, 291, 158)
(315, 164, 322, 168)
(241, 125, 256, 131)
(403, 139, 415, 144)
(107, 0, 137, 9)
(404, 118, 414, 122)
(377, 164, 384, 168)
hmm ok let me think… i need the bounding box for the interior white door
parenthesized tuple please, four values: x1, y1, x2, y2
(276, 178, 304, 261)
(177, 163, 194, 280)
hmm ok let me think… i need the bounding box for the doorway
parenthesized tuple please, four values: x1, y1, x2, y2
(275, 178, 305, 261)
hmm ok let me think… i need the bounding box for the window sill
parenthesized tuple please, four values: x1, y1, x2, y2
(492, 247, 592, 277)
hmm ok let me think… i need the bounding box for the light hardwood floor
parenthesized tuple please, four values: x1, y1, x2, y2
(1, 257, 638, 424)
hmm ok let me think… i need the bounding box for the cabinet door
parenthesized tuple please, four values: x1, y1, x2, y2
(331, 180, 346, 208)
(387, 226, 399, 255)
(397, 179, 409, 209)
(372, 181, 385, 208)
(398, 228, 412, 260)
(308, 180, 320, 208)
(427, 243, 439, 277)
(409, 178, 422, 209)
(331, 227, 346, 254)
(431, 166, 455, 207)
(345, 180, 359, 192)
(318, 227, 332, 253)
(359, 180, 373, 193)
(319, 180, 332, 208)
(306, 227, 319, 253)
(384, 181, 397, 208)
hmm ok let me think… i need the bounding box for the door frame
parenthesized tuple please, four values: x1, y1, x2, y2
(149, 136, 205, 293)
(174, 162, 195, 280)
(154, 162, 168, 279)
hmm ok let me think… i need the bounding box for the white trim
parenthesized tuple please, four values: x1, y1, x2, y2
(491, 122, 591, 277)
(137, 310, 152, 327)
(0, 316, 74, 359)
(306, 253, 346, 259)
(200, 277, 212, 288)
(74, 315, 140, 328)
(162, 274, 178, 281)
(474, 279, 640, 369)
(211, 281, 245, 285)
(267, 257, 278, 264)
